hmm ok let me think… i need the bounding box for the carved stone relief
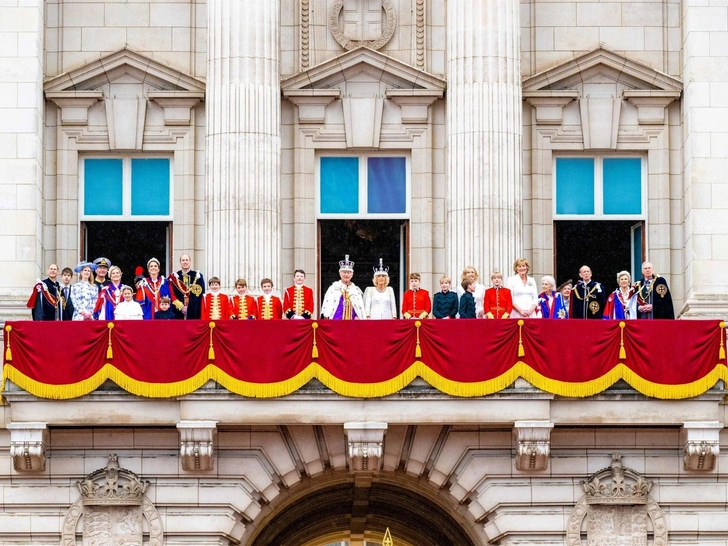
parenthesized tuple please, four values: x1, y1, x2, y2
(62, 454, 163, 546)
(567, 453, 667, 546)
(329, 0, 396, 51)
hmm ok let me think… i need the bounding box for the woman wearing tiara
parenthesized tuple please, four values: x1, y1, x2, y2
(363, 259, 398, 319)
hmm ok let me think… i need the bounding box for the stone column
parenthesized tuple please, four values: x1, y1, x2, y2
(0, 0, 45, 318)
(206, 0, 280, 289)
(681, 0, 728, 317)
(446, 0, 522, 280)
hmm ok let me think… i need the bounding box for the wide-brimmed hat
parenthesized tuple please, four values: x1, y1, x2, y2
(74, 261, 97, 273)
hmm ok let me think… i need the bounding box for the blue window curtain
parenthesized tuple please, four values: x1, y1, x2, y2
(320, 157, 359, 214)
(367, 157, 406, 214)
(131, 158, 171, 216)
(555, 158, 595, 215)
(603, 158, 641, 215)
(84, 159, 123, 215)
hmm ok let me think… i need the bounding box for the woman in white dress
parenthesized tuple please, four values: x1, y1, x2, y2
(457, 266, 486, 318)
(363, 259, 398, 319)
(506, 258, 539, 318)
(71, 261, 99, 320)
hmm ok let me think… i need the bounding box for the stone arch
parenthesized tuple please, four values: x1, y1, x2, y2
(245, 472, 480, 546)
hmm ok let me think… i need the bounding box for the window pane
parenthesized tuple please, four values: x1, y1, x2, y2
(603, 158, 641, 215)
(84, 159, 123, 215)
(367, 157, 406, 214)
(555, 158, 594, 215)
(131, 158, 170, 216)
(320, 157, 359, 214)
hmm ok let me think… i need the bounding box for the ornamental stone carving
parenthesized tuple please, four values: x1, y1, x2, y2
(178, 420, 217, 471)
(682, 421, 722, 471)
(62, 454, 163, 546)
(513, 420, 553, 471)
(567, 453, 667, 546)
(329, 0, 396, 51)
(344, 422, 387, 471)
(7, 422, 48, 472)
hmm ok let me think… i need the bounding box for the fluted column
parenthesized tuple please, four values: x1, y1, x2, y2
(206, 0, 280, 289)
(446, 0, 522, 278)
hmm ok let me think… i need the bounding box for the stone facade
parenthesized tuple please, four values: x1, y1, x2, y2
(2, 0, 728, 545)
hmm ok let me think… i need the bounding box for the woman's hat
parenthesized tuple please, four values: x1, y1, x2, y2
(74, 261, 97, 273)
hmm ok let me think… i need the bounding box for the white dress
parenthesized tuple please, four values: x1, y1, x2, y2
(114, 300, 144, 320)
(506, 275, 539, 318)
(363, 286, 398, 319)
(71, 281, 99, 320)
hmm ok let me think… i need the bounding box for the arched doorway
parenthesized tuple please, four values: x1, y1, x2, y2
(247, 475, 478, 546)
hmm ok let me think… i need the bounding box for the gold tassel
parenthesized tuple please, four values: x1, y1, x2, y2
(208, 322, 216, 360)
(619, 321, 626, 360)
(720, 322, 726, 360)
(517, 320, 525, 357)
(106, 322, 114, 359)
(415, 320, 422, 358)
(311, 322, 319, 359)
(4, 325, 12, 362)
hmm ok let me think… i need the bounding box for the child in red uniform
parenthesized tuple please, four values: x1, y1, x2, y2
(484, 271, 513, 319)
(201, 277, 230, 320)
(257, 278, 283, 320)
(230, 278, 258, 320)
(283, 269, 314, 319)
(401, 272, 431, 319)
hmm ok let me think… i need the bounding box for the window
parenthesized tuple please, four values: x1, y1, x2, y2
(317, 154, 409, 218)
(554, 156, 644, 219)
(80, 157, 173, 220)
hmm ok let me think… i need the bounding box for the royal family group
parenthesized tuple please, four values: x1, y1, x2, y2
(27, 254, 675, 323)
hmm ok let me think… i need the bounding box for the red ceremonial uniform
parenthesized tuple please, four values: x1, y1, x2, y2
(401, 289, 431, 319)
(283, 285, 314, 319)
(257, 295, 283, 320)
(231, 294, 258, 320)
(484, 287, 513, 319)
(202, 292, 230, 321)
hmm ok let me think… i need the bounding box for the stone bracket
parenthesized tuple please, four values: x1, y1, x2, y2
(386, 89, 443, 123)
(623, 90, 680, 125)
(283, 89, 341, 124)
(513, 420, 553, 471)
(523, 90, 579, 125)
(344, 422, 387, 472)
(148, 91, 204, 126)
(46, 91, 103, 126)
(177, 420, 217, 471)
(682, 421, 722, 471)
(8, 422, 48, 472)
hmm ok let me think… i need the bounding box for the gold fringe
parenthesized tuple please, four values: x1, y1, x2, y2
(208, 321, 216, 360)
(517, 319, 525, 357)
(311, 321, 319, 359)
(720, 322, 726, 360)
(4, 325, 12, 362)
(106, 322, 114, 359)
(415, 320, 422, 358)
(619, 321, 626, 360)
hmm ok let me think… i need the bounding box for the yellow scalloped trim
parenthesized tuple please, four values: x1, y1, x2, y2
(4, 360, 727, 400)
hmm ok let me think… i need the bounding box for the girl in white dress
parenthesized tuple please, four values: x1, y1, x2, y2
(71, 261, 99, 320)
(363, 259, 398, 319)
(506, 258, 539, 318)
(115, 286, 144, 320)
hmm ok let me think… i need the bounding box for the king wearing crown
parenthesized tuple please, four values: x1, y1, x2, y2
(321, 255, 366, 320)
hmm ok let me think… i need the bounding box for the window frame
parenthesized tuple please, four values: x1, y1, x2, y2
(315, 152, 411, 219)
(79, 155, 174, 221)
(552, 154, 646, 220)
